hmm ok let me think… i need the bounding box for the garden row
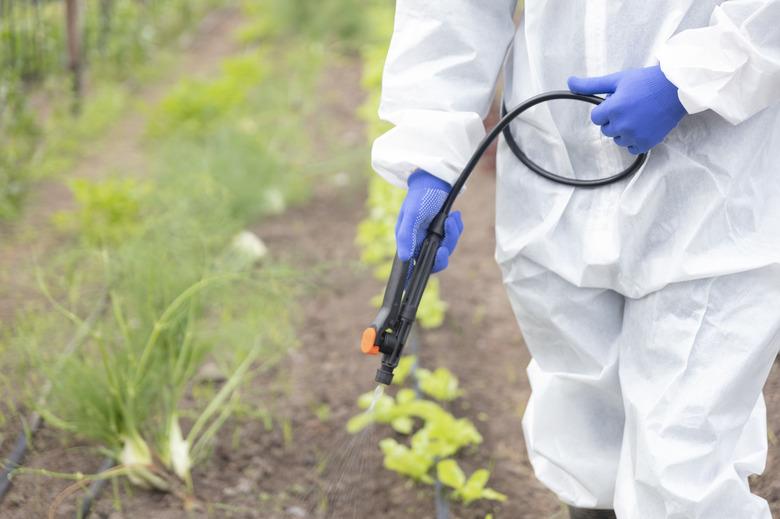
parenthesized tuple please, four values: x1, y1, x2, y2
(0, 1, 358, 514)
(0, 0, 229, 218)
(3, 0, 512, 516)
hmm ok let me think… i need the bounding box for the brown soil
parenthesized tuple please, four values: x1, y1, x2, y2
(3, 14, 780, 519)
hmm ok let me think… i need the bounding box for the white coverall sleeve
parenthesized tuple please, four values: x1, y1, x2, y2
(657, 0, 780, 125)
(371, 1, 517, 188)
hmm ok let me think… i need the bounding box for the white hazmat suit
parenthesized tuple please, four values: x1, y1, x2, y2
(371, 1, 780, 518)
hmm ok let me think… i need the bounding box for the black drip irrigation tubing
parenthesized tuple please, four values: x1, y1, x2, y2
(434, 474, 450, 519)
(0, 292, 109, 509)
(0, 412, 43, 502)
(77, 457, 115, 519)
(408, 325, 450, 519)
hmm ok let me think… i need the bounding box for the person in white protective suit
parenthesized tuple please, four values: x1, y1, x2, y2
(371, 1, 780, 518)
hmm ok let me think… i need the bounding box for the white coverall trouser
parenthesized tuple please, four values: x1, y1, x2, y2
(504, 244, 780, 517)
(372, 1, 780, 517)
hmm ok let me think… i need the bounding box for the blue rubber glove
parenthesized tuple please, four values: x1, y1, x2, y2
(567, 65, 687, 155)
(396, 169, 463, 273)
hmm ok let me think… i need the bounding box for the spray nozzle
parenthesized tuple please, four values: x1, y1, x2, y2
(374, 366, 394, 386)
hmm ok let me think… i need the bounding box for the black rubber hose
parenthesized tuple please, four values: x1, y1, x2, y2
(501, 92, 646, 187)
(440, 90, 648, 215)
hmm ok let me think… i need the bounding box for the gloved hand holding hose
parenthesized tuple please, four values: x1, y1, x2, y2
(568, 65, 688, 155)
(396, 169, 463, 273)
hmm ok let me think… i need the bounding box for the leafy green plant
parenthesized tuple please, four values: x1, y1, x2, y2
(147, 51, 268, 138)
(380, 438, 434, 483)
(417, 367, 463, 402)
(437, 460, 507, 505)
(54, 177, 147, 247)
(347, 364, 505, 511)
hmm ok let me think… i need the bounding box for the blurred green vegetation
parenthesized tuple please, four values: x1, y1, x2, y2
(1, 0, 373, 496)
(0, 78, 39, 218)
(52, 177, 147, 247)
(236, 0, 371, 51)
(0, 0, 229, 219)
(0, 0, 224, 83)
(147, 51, 269, 139)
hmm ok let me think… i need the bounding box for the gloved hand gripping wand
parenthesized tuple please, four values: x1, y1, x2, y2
(361, 91, 648, 385)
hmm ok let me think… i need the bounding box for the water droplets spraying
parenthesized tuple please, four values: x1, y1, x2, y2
(367, 384, 384, 412)
(297, 384, 386, 518)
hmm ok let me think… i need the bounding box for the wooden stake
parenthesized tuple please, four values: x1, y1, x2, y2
(65, 0, 82, 114)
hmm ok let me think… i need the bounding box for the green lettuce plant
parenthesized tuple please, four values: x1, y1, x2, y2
(437, 460, 507, 505)
(417, 367, 463, 402)
(347, 363, 505, 509)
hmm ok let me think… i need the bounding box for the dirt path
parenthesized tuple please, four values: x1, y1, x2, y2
(0, 7, 245, 324)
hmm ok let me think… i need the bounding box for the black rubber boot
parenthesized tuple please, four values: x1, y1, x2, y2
(568, 506, 617, 519)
